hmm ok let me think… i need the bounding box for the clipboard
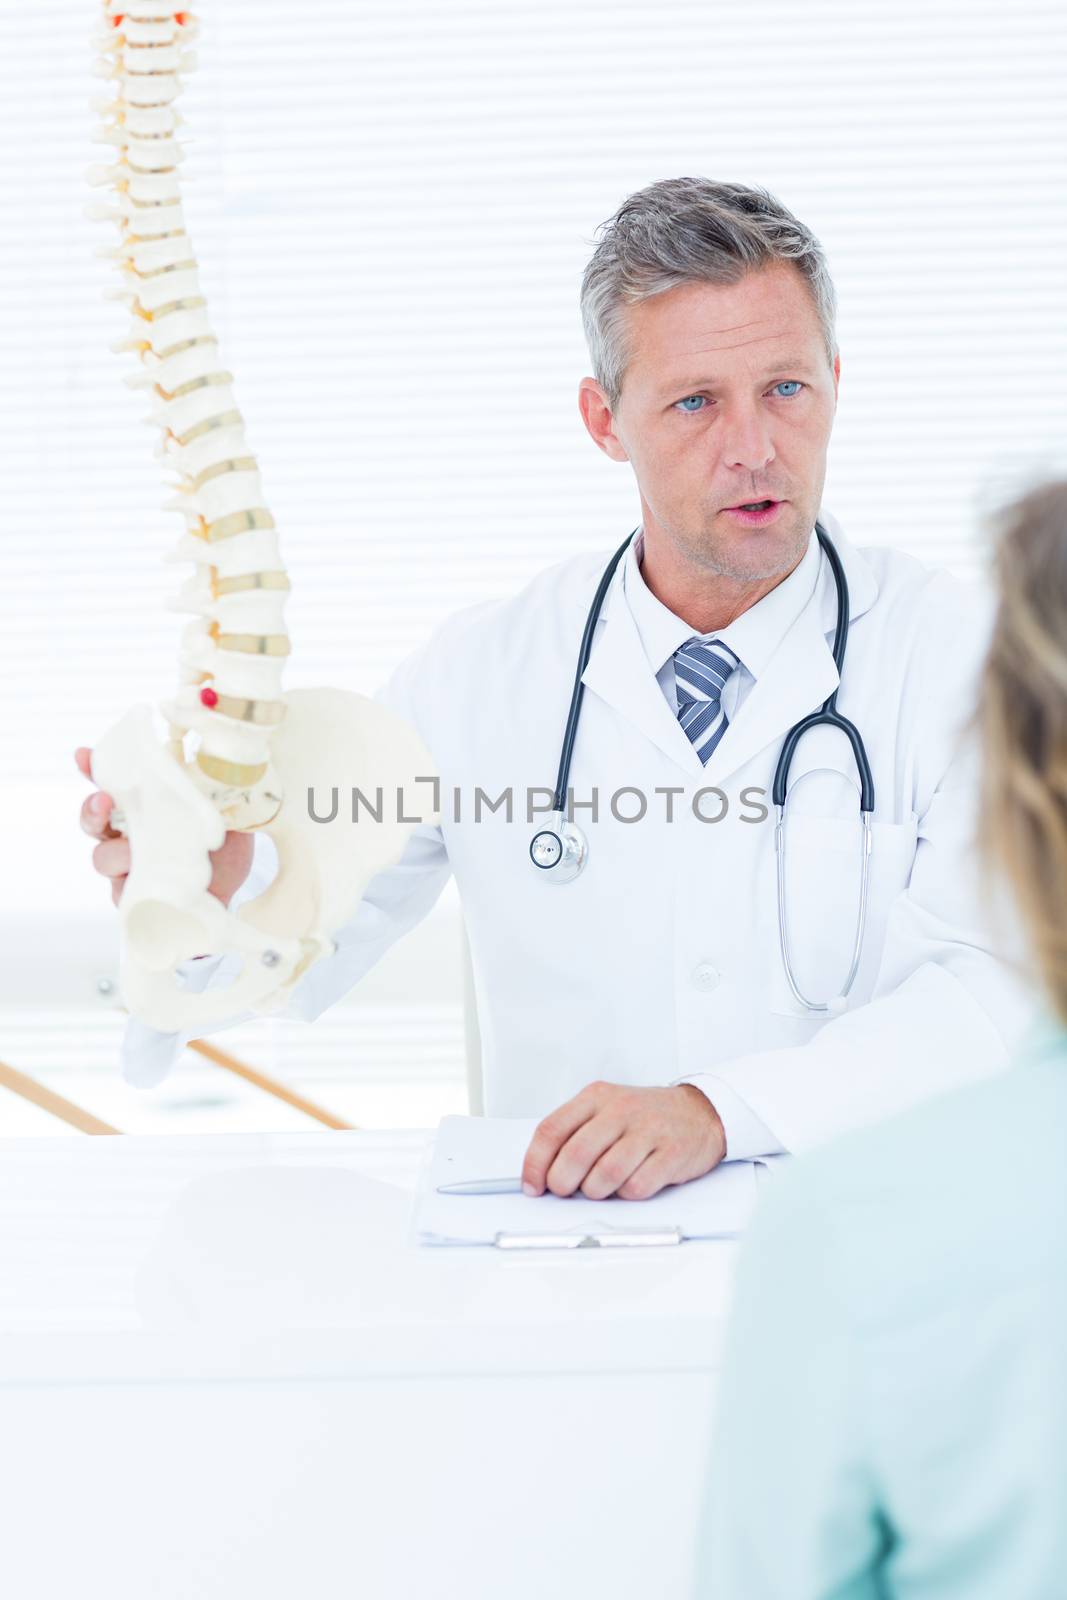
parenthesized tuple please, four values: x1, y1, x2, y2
(415, 1115, 768, 1249)
(494, 1225, 685, 1250)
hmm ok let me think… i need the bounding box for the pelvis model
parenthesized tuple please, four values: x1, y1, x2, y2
(87, 4, 437, 1032)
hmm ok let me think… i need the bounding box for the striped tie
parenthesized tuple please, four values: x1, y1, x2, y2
(673, 637, 740, 765)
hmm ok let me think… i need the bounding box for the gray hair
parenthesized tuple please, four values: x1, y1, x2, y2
(580, 177, 838, 411)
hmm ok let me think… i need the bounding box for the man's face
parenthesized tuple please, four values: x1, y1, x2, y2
(582, 263, 840, 583)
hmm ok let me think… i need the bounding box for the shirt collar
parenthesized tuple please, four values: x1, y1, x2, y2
(622, 522, 822, 680)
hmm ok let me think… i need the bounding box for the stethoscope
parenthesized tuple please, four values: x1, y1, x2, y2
(529, 521, 875, 1015)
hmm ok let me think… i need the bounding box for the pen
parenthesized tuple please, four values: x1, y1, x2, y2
(436, 1176, 526, 1196)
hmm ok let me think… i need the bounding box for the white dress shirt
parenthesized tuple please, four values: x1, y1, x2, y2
(621, 524, 822, 1159)
(622, 523, 821, 721)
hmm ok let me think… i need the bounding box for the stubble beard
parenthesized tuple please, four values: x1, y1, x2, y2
(674, 504, 813, 584)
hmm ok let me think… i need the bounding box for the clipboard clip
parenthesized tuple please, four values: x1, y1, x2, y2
(494, 1226, 684, 1251)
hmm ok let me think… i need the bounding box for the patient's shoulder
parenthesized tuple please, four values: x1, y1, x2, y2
(764, 1032, 1067, 1334)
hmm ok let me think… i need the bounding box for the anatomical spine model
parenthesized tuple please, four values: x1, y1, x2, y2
(88, 3, 436, 1031)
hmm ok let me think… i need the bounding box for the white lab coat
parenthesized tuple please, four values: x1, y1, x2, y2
(124, 509, 1033, 1151)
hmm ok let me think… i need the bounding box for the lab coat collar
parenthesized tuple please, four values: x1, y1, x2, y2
(578, 507, 880, 784)
(625, 521, 823, 682)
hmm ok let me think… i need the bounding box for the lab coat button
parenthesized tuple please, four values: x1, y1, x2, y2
(691, 962, 720, 992)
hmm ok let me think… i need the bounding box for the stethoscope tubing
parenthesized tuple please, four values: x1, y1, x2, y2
(534, 519, 876, 1013)
(550, 531, 634, 812)
(771, 525, 875, 813)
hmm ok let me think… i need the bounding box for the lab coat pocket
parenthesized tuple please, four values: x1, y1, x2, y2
(765, 813, 919, 1019)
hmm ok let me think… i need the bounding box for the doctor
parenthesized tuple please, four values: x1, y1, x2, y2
(78, 176, 1030, 1198)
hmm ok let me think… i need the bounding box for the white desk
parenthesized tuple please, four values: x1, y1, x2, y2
(0, 1131, 738, 1599)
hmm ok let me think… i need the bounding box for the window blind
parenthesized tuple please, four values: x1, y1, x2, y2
(6, 0, 1067, 788)
(2, 0, 1065, 1102)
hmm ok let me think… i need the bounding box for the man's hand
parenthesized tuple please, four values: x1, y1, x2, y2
(75, 746, 254, 910)
(520, 1081, 727, 1201)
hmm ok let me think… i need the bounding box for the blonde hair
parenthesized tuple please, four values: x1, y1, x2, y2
(978, 480, 1067, 1025)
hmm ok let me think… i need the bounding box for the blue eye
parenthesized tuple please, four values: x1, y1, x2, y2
(675, 383, 803, 412)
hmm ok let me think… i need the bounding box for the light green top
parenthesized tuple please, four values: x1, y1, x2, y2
(699, 1021, 1067, 1599)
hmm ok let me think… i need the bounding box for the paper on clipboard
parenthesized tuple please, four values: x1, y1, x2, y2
(416, 1115, 765, 1247)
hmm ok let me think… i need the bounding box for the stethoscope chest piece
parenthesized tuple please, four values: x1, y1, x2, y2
(529, 811, 588, 883)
